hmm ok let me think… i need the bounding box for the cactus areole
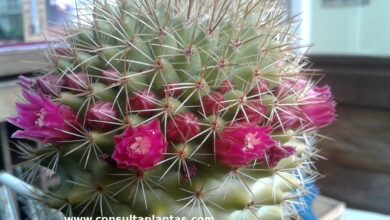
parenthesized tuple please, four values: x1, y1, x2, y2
(9, 0, 336, 219)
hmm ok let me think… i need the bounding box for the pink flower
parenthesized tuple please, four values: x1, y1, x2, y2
(64, 73, 89, 92)
(273, 80, 336, 130)
(112, 120, 167, 171)
(8, 91, 77, 143)
(274, 106, 303, 130)
(200, 92, 224, 115)
(215, 123, 276, 167)
(128, 90, 157, 116)
(263, 146, 295, 167)
(238, 102, 268, 123)
(167, 112, 200, 143)
(86, 101, 118, 131)
(274, 79, 308, 97)
(300, 85, 336, 129)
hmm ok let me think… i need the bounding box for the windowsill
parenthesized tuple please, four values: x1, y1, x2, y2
(0, 80, 21, 121)
(0, 42, 50, 77)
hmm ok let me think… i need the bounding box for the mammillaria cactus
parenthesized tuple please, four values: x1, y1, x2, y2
(9, 0, 336, 219)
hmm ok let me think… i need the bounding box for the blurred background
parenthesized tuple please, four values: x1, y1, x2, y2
(0, 0, 389, 219)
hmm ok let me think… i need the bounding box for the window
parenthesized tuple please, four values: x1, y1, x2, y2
(292, 0, 390, 57)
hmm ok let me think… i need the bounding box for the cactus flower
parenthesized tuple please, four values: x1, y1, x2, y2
(301, 85, 336, 129)
(112, 119, 167, 171)
(274, 106, 303, 130)
(215, 123, 276, 167)
(274, 82, 336, 130)
(274, 79, 308, 98)
(8, 92, 77, 143)
(86, 101, 118, 131)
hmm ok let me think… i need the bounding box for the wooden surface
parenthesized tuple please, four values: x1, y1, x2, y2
(317, 100, 390, 214)
(309, 55, 390, 214)
(311, 55, 390, 109)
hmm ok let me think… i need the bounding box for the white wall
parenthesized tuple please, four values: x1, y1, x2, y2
(305, 0, 390, 56)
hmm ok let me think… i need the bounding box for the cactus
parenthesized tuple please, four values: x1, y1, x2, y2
(9, 0, 336, 219)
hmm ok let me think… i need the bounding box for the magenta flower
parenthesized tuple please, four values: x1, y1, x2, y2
(112, 120, 167, 171)
(86, 101, 118, 131)
(274, 79, 308, 98)
(8, 92, 77, 143)
(263, 146, 296, 167)
(274, 106, 303, 130)
(201, 92, 224, 116)
(273, 80, 336, 130)
(215, 123, 276, 167)
(166, 112, 200, 143)
(300, 85, 336, 129)
(128, 90, 157, 116)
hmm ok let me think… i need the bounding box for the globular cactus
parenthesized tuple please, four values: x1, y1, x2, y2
(9, 0, 336, 219)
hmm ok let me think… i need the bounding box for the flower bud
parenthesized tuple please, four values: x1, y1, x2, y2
(263, 145, 296, 167)
(217, 80, 233, 94)
(36, 75, 64, 95)
(160, 83, 181, 98)
(238, 102, 268, 123)
(167, 112, 200, 143)
(200, 92, 224, 116)
(86, 101, 118, 131)
(64, 73, 89, 92)
(128, 90, 157, 116)
(100, 70, 121, 85)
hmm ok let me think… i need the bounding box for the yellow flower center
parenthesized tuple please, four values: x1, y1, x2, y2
(129, 136, 151, 154)
(243, 133, 261, 152)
